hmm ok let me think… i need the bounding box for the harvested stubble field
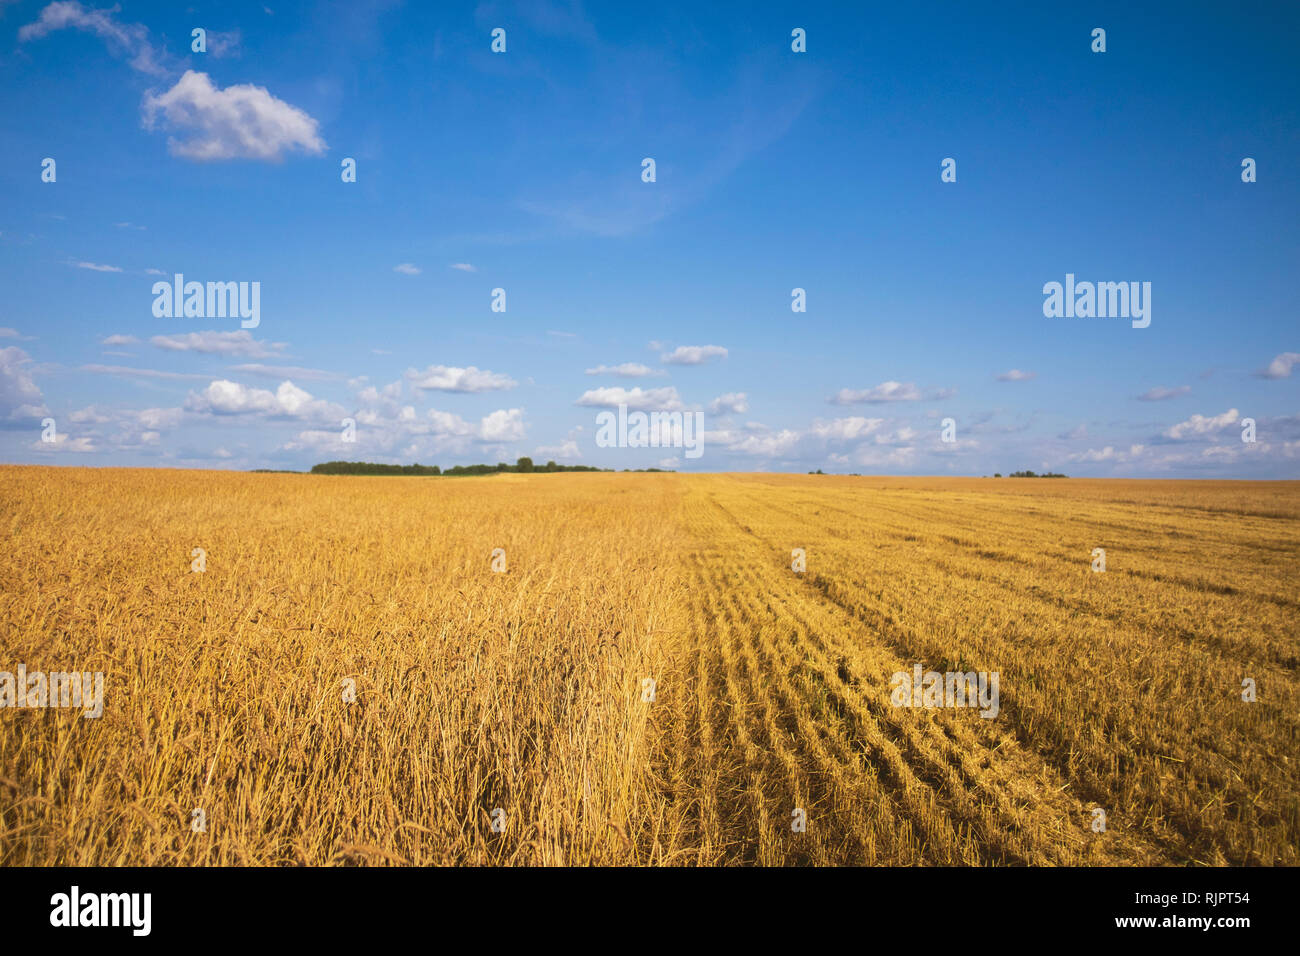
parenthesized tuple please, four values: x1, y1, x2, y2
(1, 466, 1297, 866)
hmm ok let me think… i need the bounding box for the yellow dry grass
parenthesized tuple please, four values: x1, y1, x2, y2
(1, 467, 1296, 865)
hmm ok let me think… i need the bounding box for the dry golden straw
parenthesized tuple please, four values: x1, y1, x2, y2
(1, 468, 1296, 865)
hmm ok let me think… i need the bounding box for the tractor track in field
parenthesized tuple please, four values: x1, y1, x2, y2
(650, 486, 1172, 864)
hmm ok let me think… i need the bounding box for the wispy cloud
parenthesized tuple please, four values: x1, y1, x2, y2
(518, 59, 817, 236)
(228, 363, 342, 382)
(393, 263, 421, 275)
(830, 381, 921, 404)
(205, 28, 242, 59)
(1137, 385, 1190, 401)
(585, 362, 663, 378)
(150, 331, 286, 358)
(995, 369, 1037, 382)
(20, 1, 171, 76)
(475, 0, 598, 44)
(80, 364, 207, 381)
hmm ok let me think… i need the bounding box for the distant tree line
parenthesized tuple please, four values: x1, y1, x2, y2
(309, 458, 671, 476)
(998, 470, 1069, 478)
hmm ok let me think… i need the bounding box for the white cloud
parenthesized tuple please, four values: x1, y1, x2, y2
(1164, 408, 1239, 440)
(1138, 385, 1190, 401)
(279, 429, 350, 454)
(811, 416, 884, 441)
(536, 440, 581, 460)
(574, 386, 683, 410)
(424, 408, 475, 437)
(479, 408, 526, 442)
(66, 403, 184, 446)
(393, 263, 421, 275)
(0, 328, 33, 340)
(75, 261, 123, 272)
(585, 363, 663, 378)
(849, 444, 920, 469)
(995, 369, 1037, 382)
(449, 263, 477, 272)
(69, 405, 113, 424)
(723, 429, 801, 457)
(315, 401, 526, 456)
(31, 434, 96, 453)
(150, 330, 285, 357)
(100, 334, 139, 347)
(141, 70, 326, 161)
(708, 392, 749, 415)
(830, 381, 921, 404)
(0, 347, 48, 421)
(1258, 352, 1300, 379)
(79, 405, 186, 448)
(660, 344, 727, 366)
(136, 407, 184, 430)
(1067, 444, 1146, 463)
(185, 379, 343, 422)
(355, 380, 403, 412)
(406, 365, 516, 393)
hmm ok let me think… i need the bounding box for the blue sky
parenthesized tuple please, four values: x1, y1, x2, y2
(1, 0, 1296, 475)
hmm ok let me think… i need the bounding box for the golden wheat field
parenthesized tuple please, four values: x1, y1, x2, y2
(1, 466, 1297, 866)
